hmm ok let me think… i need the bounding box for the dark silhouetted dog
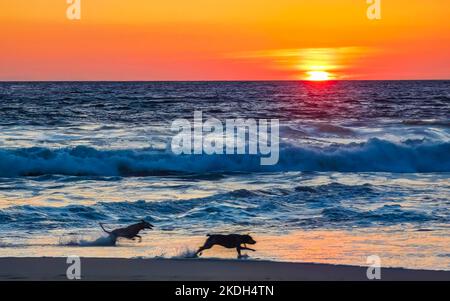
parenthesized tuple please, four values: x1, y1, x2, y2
(196, 234, 256, 258)
(100, 220, 153, 242)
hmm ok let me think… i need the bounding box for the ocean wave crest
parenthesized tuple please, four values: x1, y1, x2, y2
(0, 138, 449, 177)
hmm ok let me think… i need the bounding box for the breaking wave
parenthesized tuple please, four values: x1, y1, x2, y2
(0, 138, 449, 177)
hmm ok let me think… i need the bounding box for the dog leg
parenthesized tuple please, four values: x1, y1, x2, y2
(241, 247, 256, 252)
(236, 247, 242, 259)
(195, 247, 205, 256)
(195, 243, 213, 257)
(108, 234, 117, 245)
(135, 235, 142, 242)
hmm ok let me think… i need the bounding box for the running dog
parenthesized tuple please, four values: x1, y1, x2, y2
(196, 234, 256, 258)
(99, 220, 154, 242)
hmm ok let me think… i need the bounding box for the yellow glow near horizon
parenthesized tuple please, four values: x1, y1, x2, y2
(306, 71, 331, 81)
(0, 0, 449, 80)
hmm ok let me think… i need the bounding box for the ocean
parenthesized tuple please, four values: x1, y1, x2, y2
(0, 81, 449, 270)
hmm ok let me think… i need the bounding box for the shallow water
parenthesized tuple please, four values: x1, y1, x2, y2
(0, 81, 449, 270)
(0, 229, 448, 271)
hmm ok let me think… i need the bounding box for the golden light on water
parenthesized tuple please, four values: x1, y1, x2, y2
(1, 229, 448, 271)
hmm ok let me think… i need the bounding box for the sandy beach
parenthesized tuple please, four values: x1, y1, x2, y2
(0, 257, 448, 281)
(1, 0, 450, 287)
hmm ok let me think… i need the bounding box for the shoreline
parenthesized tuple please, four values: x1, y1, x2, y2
(0, 257, 449, 281)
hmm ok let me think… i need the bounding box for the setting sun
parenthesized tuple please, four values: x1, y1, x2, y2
(306, 71, 331, 81)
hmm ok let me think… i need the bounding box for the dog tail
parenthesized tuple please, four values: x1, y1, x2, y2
(99, 223, 111, 234)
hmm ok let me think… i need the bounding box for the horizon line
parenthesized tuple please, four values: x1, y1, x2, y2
(1, 79, 449, 83)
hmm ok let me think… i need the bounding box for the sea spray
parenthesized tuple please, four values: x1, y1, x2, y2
(60, 235, 117, 247)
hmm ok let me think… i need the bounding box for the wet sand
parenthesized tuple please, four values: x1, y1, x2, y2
(0, 257, 449, 281)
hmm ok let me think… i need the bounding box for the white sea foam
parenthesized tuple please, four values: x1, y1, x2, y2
(59, 235, 117, 247)
(0, 138, 448, 177)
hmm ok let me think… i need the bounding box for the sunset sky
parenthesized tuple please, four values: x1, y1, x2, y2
(1, 0, 449, 80)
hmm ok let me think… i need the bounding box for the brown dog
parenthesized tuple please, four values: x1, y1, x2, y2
(99, 220, 153, 242)
(196, 234, 256, 258)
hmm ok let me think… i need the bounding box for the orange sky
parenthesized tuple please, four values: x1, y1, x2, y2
(1, 0, 449, 80)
